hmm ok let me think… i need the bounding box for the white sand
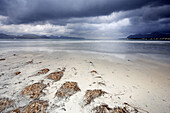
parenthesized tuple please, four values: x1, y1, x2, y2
(0, 51, 170, 113)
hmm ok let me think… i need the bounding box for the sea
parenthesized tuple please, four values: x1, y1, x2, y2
(0, 39, 170, 62)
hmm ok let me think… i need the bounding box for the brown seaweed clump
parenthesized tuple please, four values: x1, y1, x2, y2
(0, 98, 13, 112)
(47, 71, 63, 81)
(84, 89, 106, 105)
(14, 72, 21, 75)
(0, 58, 6, 61)
(29, 68, 49, 77)
(92, 103, 149, 113)
(55, 82, 81, 99)
(9, 108, 21, 113)
(93, 104, 129, 113)
(91, 70, 98, 74)
(22, 83, 47, 99)
(37, 68, 49, 74)
(26, 60, 33, 64)
(92, 104, 113, 113)
(9, 100, 48, 113)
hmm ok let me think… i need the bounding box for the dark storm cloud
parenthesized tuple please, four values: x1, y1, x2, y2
(0, 0, 170, 38)
(120, 5, 170, 34)
(121, 20, 170, 35)
(0, 0, 8, 15)
(128, 5, 170, 24)
(60, 5, 170, 25)
(0, 0, 170, 24)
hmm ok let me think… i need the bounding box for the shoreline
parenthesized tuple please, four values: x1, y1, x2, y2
(0, 51, 170, 112)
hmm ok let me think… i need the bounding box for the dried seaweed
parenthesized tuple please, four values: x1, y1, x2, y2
(14, 72, 21, 75)
(55, 82, 81, 99)
(22, 83, 47, 99)
(91, 70, 98, 74)
(84, 89, 106, 105)
(37, 68, 49, 74)
(0, 58, 6, 61)
(124, 102, 149, 113)
(9, 100, 48, 113)
(93, 103, 149, 113)
(47, 71, 63, 81)
(26, 60, 33, 64)
(0, 98, 13, 112)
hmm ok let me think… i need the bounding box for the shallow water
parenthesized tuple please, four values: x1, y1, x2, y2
(0, 39, 170, 62)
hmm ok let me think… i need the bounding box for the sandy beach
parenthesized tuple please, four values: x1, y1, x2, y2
(0, 51, 170, 113)
(1, 0, 170, 112)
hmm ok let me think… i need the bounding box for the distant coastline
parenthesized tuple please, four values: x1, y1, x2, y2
(127, 32, 170, 40)
(0, 33, 84, 40)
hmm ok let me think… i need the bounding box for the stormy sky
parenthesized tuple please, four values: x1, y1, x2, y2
(0, 0, 170, 39)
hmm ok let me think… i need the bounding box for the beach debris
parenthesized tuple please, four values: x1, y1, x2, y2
(47, 71, 63, 81)
(28, 68, 50, 77)
(0, 73, 4, 77)
(36, 62, 42, 64)
(93, 82, 96, 84)
(92, 103, 150, 113)
(0, 58, 6, 61)
(89, 61, 95, 66)
(113, 107, 130, 113)
(9, 108, 21, 113)
(71, 67, 77, 75)
(9, 100, 49, 113)
(26, 60, 33, 64)
(22, 100, 49, 113)
(2, 84, 9, 88)
(91, 70, 98, 74)
(89, 61, 93, 64)
(61, 108, 66, 111)
(62, 67, 66, 72)
(22, 83, 47, 99)
(95, 76, 102, 78)
(55, 82, 81, 99)
(98, 82, 106, 86)
(38, 68, 49, 74)
(92, 104, 126, 113)
(92, 103, 149, 113)
(40, 80, 44, 83)
(84, 89, 106, 105)
(14, 72, 21, 75)
(57, 67, 66, 72)
(0, 98, 13, 112)
(47, 83, 50, 87)
(93, 104, 112, 113)
(72, 67, 76, 71)
(124, 102, 149, 113)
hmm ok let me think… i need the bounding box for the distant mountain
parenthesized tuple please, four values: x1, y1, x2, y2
(0, 33, 16, 39)
(49, 35, 84, 40)
(21, 34, 50, 39)
(0, 33, 84, 40)
(127, 32, 170, 40)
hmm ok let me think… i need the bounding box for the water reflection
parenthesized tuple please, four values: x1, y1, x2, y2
(0, 39, 170, 55)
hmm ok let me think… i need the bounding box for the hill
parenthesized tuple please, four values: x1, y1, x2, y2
(127, 32, 170, 40)
(0, 33, 84, 40)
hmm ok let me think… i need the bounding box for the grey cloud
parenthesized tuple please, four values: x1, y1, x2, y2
(128, 5, 170, 24)
(0, 0, 170, 24)
(0, 0, 170, 39)
(120, 19, 170, 35)
(49, 5, 170, 26)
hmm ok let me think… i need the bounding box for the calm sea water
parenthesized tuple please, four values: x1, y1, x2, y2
(0, 39, 170, 61)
